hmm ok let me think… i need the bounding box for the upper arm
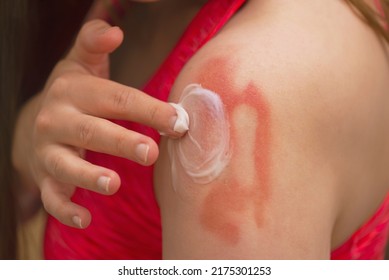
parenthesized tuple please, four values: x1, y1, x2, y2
(153, 1, 370, 259)
(154, 56, 336, 259)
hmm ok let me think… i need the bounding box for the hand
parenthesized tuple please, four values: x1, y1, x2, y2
(12, 20, 182, 229)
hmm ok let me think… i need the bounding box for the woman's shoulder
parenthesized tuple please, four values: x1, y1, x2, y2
(174, 0, 389, 194)
(173, 0, 389, 171)
(155, 0, 389, 258)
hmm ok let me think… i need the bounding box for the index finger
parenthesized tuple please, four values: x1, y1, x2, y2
(62, 74, 185, 137)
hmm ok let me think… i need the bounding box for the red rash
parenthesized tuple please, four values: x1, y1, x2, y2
(196, 57, 272, 245)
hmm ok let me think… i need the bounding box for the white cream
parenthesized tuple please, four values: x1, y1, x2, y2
(169, 103, 189, 134)
(168, 84, 231, 189)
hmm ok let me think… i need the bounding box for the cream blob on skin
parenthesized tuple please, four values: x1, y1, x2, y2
(168, 84, 231, 190)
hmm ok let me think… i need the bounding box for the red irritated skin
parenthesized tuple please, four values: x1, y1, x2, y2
(155, 0, 389, 260)
(194, 56, 272, 245)
(156, 48, 331, 259)
(162, 55, 273, 246)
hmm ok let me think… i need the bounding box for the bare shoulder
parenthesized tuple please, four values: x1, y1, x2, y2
(154, 0, 389, 259)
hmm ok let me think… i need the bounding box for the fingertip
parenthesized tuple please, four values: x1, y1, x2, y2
(69, 19, 123, 66)
(40, 179, 92, 229)
(108, 26, 124, 43)
(146, 141, 160, 166)
(50, 201, 92, 229)
(95, 25, 124, 54)
(156, 103, 188, 139)
(70, 207, 92, 229)
(98, 170, 121, 195)
(134, 139, 159, 166)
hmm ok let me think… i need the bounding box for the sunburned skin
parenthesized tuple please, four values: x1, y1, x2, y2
(168, 84, 231, 190)
(197, 57, 272, 245)
(168, 56, 272, 245)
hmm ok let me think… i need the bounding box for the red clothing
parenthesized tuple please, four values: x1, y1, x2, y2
(331, 193, 389, 260)
(44, 0, 389, 259)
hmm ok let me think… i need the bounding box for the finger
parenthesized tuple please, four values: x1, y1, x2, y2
(40, 178, 92, 229)
(67, 19, 123, 76)
(43, 145, 121, 194)
(60, 75, 183, 137)
(47, 109, 159, 165)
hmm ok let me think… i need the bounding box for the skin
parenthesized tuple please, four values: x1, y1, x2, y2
(12, 18, 185, 229)
(13, 0, 389, 258)
(195, 57, 272, 244)
(169, 58, 272, 244)
(154, 0, 389, 259)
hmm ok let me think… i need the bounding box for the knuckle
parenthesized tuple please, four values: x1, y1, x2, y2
(74, 166, 89, 188)
(77, 120, 97, 147)
(147, 105, 159, 124)
(50, 76, 69, 93)
(35, 111, 52, 134)
(78, 21, 96, 43)
(80, 20, 93, 34)
(48, 76, 70, 99)
(47, 154, 66, 179)
(114, 133, 128, 156)
(53, 59, 69, 72)
(111, 88, 134, 113)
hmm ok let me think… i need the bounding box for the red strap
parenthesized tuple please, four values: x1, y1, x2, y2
(143, 0, 246, 101)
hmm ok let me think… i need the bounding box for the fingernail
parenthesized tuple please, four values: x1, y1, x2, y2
(169, 115, 178, 132)
(98, 25, 112, 35)
(97, 176, 111, 193)
(169, 103, 189, 134)
(135, 143, 149, 163)
(72, 216, 83, 229)
(159, 114, 176, 136)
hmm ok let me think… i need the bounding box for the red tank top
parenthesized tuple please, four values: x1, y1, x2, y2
(44, 0, 389, 259)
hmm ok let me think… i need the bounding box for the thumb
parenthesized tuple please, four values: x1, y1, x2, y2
(67, 20, 123, 78)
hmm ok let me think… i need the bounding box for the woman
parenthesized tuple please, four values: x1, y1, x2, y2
(1, 0, 388, 259)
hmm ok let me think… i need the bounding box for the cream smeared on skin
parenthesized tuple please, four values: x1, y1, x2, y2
(168, 84, 231, 190)
(170, 103, 189, 134)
